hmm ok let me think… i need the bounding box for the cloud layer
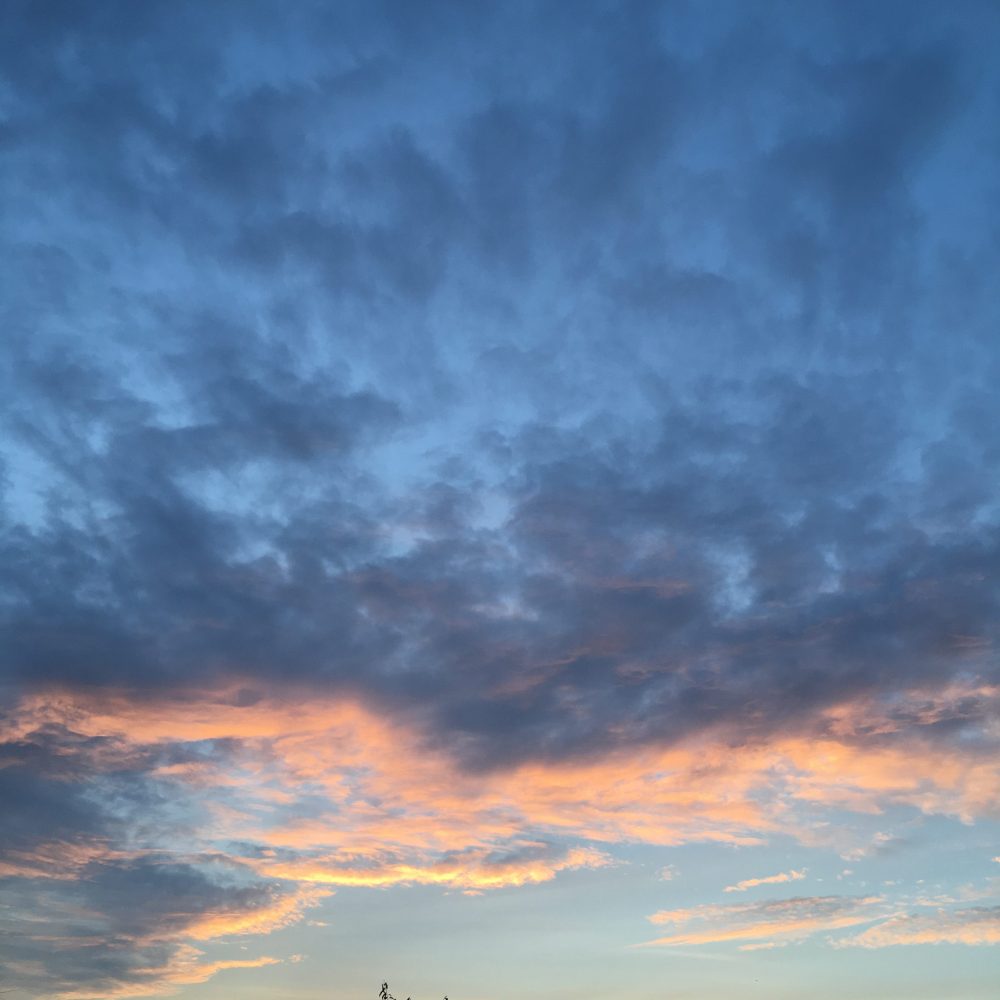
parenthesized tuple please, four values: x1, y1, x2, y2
(2, 0, 999, 995)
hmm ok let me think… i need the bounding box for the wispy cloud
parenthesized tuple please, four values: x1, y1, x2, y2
(55, 949, 282, 1000)
(643, 896, 1000, 952)
(724, 869, 807, 893)
(254, 846, 612, 891)
(642, 896, 884, 948)
(836, 906, 1000, 948)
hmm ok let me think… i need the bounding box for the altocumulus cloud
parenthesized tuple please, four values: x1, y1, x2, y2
(2, 0, 1000, 995)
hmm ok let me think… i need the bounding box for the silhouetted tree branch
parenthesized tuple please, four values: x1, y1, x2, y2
(379, 980, 447, 1000)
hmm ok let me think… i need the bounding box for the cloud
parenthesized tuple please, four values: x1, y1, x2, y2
(54, 949, 282, 1000)
(0, 852, 325, 999)
(3, 683, 999, 990)
(7, 685, 998, 864)
(2, 0, 999, 995)
(724, 869, 807, 893)
(642, 895, 884, 948)
(643, 896, 1000, 952)
(836, 906, 1000, 948)
(257, 844, 612, 891)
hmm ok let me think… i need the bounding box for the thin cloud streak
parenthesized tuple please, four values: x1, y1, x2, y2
(54, 952, 282, 1000)
(642, 895, 884, 948)
(836, 906, 1000, 948)
(724, 869, 807, 893)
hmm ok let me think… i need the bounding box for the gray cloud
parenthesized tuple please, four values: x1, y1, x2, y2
(2, 0, 998, 748)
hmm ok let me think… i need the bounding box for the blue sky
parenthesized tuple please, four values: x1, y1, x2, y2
(1, 2, 999, 998)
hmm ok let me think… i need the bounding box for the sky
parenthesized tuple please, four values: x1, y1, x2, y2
(1, 1, 1000, 998)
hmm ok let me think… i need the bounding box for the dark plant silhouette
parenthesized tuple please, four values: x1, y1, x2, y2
(379, 981, 447, 1000)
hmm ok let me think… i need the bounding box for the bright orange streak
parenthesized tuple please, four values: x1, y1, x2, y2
(255, 846, 611, 889)
(181, 886, 330, 941)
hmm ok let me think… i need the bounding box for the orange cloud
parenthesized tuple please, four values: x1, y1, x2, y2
(643, 896, 884, 948)
(724, 869, 807, 893)
(6, 683, 999, 863)
(254, 845, 611, 890)
(55, 947, 281, 999)
(836, 907, 1000, 948)
(181, 885, 331, 941)
(5, 681, 999, 992)
(643, 896, 1000, 952)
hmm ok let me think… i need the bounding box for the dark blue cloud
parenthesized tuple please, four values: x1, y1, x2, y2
(2, 0, 999, 742)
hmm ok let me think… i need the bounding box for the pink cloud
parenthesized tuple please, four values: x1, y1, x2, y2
(724, 869, 807, 893)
